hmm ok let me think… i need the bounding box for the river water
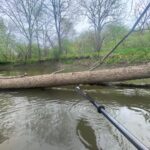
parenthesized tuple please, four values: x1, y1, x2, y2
(0, 63, 150, 150)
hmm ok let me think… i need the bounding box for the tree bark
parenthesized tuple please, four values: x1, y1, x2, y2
(95, 30, 102, 52)
(0, 63, 150, 89)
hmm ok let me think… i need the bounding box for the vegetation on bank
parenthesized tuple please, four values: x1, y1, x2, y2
(0, 48, 150, 66)
(0, 0, 149, 66)
(0, 18, 150, 66)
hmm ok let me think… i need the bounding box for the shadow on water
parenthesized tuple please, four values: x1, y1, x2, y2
(0, 61, 61, 76)
(77, 119, 99, 150)
(0, 86, 150, 150)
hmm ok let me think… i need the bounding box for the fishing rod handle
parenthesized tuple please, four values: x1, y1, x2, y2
(75, 86, 149, 150)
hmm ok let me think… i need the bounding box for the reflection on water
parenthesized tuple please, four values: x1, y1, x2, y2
(77, 119, 99, 150)
(0, 87, 149, 150)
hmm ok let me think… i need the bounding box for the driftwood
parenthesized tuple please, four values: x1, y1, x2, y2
(0, 63, 150, 89)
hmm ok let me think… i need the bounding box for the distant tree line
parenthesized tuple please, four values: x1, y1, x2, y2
(0, 0, 149, 63)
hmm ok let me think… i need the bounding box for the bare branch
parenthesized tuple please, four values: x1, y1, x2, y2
(79, 0, 122, 52)
(0, 0, 45, 58)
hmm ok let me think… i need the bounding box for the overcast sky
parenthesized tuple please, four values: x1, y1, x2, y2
(75, 0, 141, 33)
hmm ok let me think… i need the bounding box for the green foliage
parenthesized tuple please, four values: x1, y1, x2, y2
(0, 19, 16, 63)
(103, 23, 128, 49)
(74, 31, 95, 53)
(49, 47, 61, 60)
(0, 22, 150, 65)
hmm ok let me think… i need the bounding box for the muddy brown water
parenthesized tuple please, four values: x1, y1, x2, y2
(0, 63, 150, 150)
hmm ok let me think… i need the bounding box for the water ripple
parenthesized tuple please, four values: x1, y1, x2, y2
(0, 88, 149, 150)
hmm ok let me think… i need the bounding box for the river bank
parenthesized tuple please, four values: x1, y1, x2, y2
(0, 47, 150, 67)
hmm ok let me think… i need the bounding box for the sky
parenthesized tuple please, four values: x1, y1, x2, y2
(74, 0, 141, 33)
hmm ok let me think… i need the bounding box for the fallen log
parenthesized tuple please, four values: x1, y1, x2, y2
(0, 63, 150, 89)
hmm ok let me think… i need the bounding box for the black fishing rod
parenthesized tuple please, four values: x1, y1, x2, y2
(75, 86, 149, 150)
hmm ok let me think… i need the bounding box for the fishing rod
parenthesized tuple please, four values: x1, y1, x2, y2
(75, 86, 149, 150)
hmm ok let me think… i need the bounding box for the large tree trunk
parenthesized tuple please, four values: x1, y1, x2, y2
(0, 63, 150, 89)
